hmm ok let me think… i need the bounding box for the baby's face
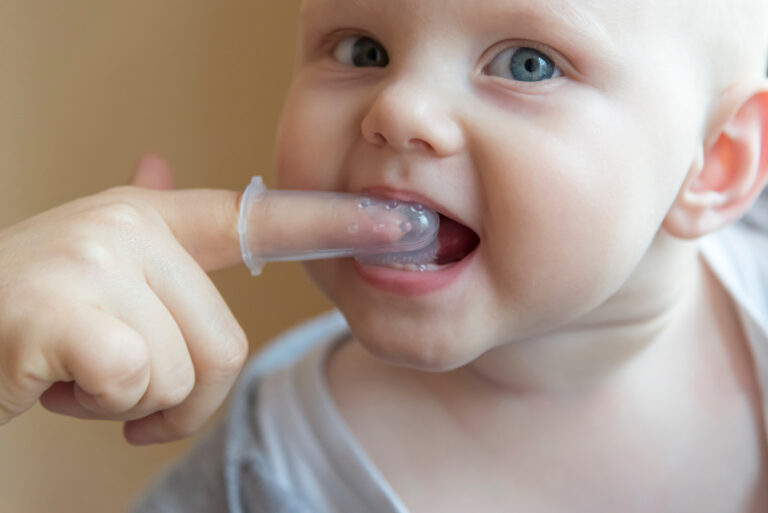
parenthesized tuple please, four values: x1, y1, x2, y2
(275, 0, 713, 370)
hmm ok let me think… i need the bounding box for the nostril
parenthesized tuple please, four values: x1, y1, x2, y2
(372, 132, 388, 146)
(408, 139, 434, 152)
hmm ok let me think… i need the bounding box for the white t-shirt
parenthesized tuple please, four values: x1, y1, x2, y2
(257, 325, 407, 513)
(133, 222, 768, 513)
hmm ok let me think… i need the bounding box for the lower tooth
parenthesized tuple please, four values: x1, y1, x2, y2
(380, 262, 441, 272)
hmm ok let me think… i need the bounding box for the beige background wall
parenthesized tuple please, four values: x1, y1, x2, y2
(0, 2, 332, 512)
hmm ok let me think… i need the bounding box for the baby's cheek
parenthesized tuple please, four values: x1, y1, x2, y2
(275, 86, 351, 191)
(479, 142, 643, 323)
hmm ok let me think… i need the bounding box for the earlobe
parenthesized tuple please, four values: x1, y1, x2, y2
(663, 86, 768, 239)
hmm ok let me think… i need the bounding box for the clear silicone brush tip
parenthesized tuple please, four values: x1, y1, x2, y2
(238, 177, 440, 275)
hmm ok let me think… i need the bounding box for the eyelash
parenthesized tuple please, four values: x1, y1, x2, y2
(317, 30, 371, 59)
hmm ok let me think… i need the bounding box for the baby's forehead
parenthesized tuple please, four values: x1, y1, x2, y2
(300, 0, 687, 37)
(299, 0, 743, 31)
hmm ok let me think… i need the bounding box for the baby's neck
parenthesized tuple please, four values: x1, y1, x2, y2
(464, 240, 713, 395)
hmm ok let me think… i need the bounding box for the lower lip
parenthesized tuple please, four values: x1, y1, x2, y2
(352, 251, 477, 296)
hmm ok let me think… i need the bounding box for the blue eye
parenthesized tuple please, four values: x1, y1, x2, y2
(333, 36, 389, 68)
(485, 47, 561, 82)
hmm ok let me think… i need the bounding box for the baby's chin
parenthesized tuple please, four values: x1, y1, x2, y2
(303, 261, 489, 371)
(341, 307, 489, 372)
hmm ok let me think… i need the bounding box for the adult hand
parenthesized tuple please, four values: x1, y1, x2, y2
(0, 155, 247, 445)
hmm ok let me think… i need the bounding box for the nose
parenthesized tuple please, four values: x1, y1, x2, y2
(361, 77, 465, 157)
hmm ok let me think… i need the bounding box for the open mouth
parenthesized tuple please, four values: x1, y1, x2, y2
(356, 213, 481, 272)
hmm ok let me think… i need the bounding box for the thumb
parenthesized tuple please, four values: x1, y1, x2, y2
(130, 154, 177, 190)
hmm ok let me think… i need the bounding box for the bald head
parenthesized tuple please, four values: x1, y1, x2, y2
(692, 0, 768, 90)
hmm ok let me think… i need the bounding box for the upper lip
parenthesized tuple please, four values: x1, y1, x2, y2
(360, 185, 472, 231)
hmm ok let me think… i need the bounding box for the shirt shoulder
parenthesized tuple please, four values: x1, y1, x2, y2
(699, 222, 768, 333)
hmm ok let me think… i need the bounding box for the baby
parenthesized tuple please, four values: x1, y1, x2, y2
(136, 0, 768, 511)
(2, 0, 768, 511)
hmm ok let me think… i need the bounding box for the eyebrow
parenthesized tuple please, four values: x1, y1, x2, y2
(523, 0, 613, 42)
(299, 0, 377, 22)
(488, 0, 625, 67)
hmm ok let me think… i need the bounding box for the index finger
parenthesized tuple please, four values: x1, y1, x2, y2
(142, 179, 439, 274)
(150, 188, 244, 272)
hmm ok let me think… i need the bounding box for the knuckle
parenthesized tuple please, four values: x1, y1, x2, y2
(62, 201, 155, 272)
(100, 335, 151, 390)
(89, 201, 147, 233)
(211, 329, 249, 379)
(64, 238, 119, 275)
(154, 367, 195, 410)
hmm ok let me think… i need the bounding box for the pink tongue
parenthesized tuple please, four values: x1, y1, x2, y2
(435, 216, 480, 265)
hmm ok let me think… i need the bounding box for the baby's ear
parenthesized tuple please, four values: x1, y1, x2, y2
(663, 84, 768, 239)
